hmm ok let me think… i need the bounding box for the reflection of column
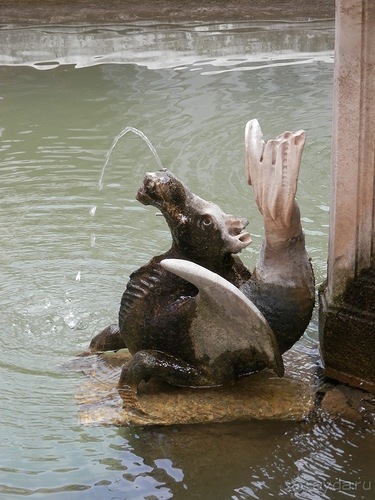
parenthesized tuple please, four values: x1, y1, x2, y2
(319, 0, 375, 391)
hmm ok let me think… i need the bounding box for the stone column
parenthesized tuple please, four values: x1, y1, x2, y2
(319, 0, 375, 391)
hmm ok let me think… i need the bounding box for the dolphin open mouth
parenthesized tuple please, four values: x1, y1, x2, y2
(225, 215, 252, 251)
(237, 231, 252, 246)
(227, 229, 252, 253)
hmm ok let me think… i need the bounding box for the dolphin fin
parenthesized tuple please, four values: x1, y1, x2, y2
(161, 258, 284, 377)
(245, 118, 305, 228)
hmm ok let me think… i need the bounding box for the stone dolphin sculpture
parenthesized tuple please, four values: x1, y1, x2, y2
(89, 119, 315, 393)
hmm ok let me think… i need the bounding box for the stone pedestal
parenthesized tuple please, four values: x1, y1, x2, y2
(319, 0, 375, 390)
(75, 350, 315, 426)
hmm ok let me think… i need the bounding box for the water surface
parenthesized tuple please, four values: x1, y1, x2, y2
(1, 20, 374, 499)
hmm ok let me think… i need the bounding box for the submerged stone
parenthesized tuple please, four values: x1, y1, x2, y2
(75, 350, 314, 427)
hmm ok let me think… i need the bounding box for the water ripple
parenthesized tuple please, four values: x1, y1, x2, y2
(1, 23, 371, 500)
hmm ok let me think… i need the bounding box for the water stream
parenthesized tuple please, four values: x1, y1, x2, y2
(98, 126, 164, 190)
(0, 20, 374, 499)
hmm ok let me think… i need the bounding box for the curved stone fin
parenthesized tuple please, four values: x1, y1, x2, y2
(245, 118, 305, 228)
(161, 258, 284, 377)
(89, 324, 126, 352)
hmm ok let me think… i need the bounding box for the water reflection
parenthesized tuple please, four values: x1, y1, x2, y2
(77, 418, 372, 499)
(0, 21, 333, 70)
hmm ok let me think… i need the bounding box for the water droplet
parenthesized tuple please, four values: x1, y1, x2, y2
(64, 312, 78, 329)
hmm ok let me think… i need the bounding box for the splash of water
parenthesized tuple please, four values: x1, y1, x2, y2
(98, 126, 164, 190)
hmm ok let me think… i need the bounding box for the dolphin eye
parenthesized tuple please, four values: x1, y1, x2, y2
(200, 214, 213, 228)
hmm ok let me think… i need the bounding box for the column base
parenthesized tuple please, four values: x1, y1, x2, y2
(319, 268, 375, 392)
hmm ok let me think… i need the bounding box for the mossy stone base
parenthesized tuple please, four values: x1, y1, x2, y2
(319, 268, 375, 392)
(75, 350, 315, 426)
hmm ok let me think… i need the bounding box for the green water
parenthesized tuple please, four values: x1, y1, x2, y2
(0, 20, 374, 499)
